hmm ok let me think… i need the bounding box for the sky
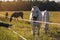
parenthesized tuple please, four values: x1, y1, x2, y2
(0, 0, 60, 2)
(55, 0, 60, 2)
(49, 0, 60, 2)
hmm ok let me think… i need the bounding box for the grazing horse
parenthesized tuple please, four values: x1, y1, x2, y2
(42, 10, 49, 33)
(10, 12, 23, 22)
(5, 12, 8, 18)
(30, 6, 42, 37)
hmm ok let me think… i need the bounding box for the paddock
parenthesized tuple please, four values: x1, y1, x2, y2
(0, 11, 60, 40)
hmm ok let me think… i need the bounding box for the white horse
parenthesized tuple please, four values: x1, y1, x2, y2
(30, 6, 42, 37)
(42, 10, 49, 33)
(30, 6, 49, 39)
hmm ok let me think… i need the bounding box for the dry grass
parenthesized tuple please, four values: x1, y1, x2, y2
(0, 11, 60, 40)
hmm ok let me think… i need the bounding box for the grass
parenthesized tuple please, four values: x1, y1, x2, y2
(0, 11, 60, 40)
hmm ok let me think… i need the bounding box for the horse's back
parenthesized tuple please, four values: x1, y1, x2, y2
(19, 12, 23, 16)
(10, 12, 23, 22)
(12, 12, 23, 17)
(42, 10, 49, 22)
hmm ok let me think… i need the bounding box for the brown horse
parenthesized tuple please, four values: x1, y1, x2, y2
(10, 12, 23, 22)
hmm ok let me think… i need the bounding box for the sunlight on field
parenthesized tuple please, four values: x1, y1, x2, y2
(0, 11, 60, 40)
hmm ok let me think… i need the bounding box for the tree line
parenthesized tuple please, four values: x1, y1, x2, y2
(0, 1, 60, 11)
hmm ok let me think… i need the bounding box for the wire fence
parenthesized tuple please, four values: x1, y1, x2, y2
(0, 12, 60, 40)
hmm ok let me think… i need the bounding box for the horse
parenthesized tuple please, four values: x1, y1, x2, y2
(5, 12, 8, 18)
(30, 6, 49, 38)
(41, 10, 49, 33)
(30, 6, 42, 37)
(0, 22, 12, 28)
(10, 12, 23, 22)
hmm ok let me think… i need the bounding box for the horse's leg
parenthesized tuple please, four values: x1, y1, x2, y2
(31, 23, 36, 40)
(21, 14, 23, 19)
(32, 25, 35, 36)
(37, 23, 40, 37)
(44, 14, 49, 34)
(44, 24, 48, 34)
(10, 17, 12, 22)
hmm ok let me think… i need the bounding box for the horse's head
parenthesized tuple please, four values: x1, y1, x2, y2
(31, 6, 40, 20)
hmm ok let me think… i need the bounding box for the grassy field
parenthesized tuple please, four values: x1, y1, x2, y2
(0, 11, 60, 40)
